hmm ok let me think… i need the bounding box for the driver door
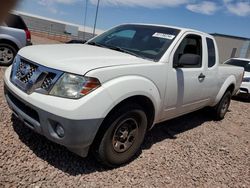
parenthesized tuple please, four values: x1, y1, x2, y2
(162, 33, 209, 120)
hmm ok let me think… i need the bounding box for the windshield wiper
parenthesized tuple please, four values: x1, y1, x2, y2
(87, 41, 105, 48)
(88, 42, 139, 58)
(106, 45, 141, 58)
(107, 45, 155, 61)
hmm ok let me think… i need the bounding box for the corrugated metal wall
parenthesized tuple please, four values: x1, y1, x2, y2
(213, 36, 250, 63)
(19, 14, 95, 40)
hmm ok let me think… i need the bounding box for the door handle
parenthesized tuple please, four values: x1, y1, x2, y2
(198, 73, 206, 80)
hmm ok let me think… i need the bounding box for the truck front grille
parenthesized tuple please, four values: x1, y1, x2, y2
(10, 56, 63, 94)
(41, 73, 56, 90)
(16, 60, 37, 83)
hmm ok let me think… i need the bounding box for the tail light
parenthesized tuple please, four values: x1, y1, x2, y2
(240, 71, 245, 83)
(25, 29, 31, 42)
(241, 71, 245, 83)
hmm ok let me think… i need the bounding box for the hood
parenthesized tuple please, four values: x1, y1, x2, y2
(18, 44, 151, 75)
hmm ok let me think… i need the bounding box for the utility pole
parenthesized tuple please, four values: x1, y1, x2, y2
(93, 0, 100, 37)
(83, 0, 88, 40)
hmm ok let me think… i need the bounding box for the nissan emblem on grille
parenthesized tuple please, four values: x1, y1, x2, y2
(16, 61, 36, 83)
(20, 64, 31, 78)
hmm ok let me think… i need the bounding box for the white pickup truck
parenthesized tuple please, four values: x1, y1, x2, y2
(4, 24, 244, 167)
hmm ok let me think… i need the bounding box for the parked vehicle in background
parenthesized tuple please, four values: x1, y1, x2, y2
(66, 39, 86, 44)
(0, 12, 31, 66)
(4, 24, 244, 167)
(224, 58, 250, 98)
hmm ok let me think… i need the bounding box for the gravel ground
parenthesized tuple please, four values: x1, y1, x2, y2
(0, 37, 249, 187)
(31, 35, 61, 45)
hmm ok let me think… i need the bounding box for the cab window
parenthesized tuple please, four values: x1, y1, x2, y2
(174, 34, 202, 68)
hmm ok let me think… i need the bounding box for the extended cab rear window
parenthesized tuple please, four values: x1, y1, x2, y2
(5, 14, 27, 30)
(206, 38, 216, 68)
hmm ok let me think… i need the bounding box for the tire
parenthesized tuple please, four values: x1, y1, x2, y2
(214, 91, 232, 120)
(0, 43, 17, 66)
(96, 104, 147, 167)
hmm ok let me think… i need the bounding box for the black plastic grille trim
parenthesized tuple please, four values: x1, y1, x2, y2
(6, 88, 40, 122)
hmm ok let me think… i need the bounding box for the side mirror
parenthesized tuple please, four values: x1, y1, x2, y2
(177, 54, 201, 67)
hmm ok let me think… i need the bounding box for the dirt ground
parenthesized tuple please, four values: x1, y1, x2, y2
(0, 36, 249, 187)
(31, 35, 61, 45)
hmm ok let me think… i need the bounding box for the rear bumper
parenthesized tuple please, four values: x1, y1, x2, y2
(26, 41, 32, 46)
(4, 83, 103, 157)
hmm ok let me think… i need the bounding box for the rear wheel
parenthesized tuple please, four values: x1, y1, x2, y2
(214, 91, 231, 120)
(96, 104, 147, 167)
(0, 43, 17, 66)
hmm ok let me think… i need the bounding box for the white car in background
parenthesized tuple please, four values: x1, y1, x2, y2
(224, 58, 250, 98)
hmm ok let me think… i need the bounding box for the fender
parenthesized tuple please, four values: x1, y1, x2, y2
(0, 26, 26, 48)
(0, 34, 22, 49)
(101, 75, 162, 121)
(212, 75, 236, 106)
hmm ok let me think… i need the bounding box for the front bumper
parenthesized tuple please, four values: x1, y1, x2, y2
(236, 83, 250, 98)
(4, 84, 103, 157)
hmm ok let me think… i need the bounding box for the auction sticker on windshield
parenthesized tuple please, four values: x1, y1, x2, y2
(152, 33, 175, 40)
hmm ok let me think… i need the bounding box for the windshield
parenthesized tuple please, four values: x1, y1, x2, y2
(225, 59, 250, 72)
(88, 24, 180, 61)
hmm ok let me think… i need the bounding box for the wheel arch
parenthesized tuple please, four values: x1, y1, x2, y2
(213, 75, 236, 106)
(226, 84, 235, 94)
(91, 95, 155, 151)
(107, 95, 155, 130)
(0, 38, 19, 51)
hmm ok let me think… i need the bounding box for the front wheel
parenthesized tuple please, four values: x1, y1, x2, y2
(214, 91, 231, 120)
(96, 104, 147, 167)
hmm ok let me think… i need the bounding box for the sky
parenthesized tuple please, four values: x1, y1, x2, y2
(16, 0, 250, 38)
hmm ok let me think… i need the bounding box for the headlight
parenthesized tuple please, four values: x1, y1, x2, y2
(242, 77, 250, 82)
(49, 73, 101, 99)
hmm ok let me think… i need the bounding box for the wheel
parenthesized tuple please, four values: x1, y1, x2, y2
(0, 43, 17, 66)
(96, 104, 147, 167)
(214, 91, 231, 120)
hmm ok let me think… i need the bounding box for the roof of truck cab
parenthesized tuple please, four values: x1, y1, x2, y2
(122, 23, 213, 38)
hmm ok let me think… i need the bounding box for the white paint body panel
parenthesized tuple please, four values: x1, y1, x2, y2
(18, 44, 151, 75)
